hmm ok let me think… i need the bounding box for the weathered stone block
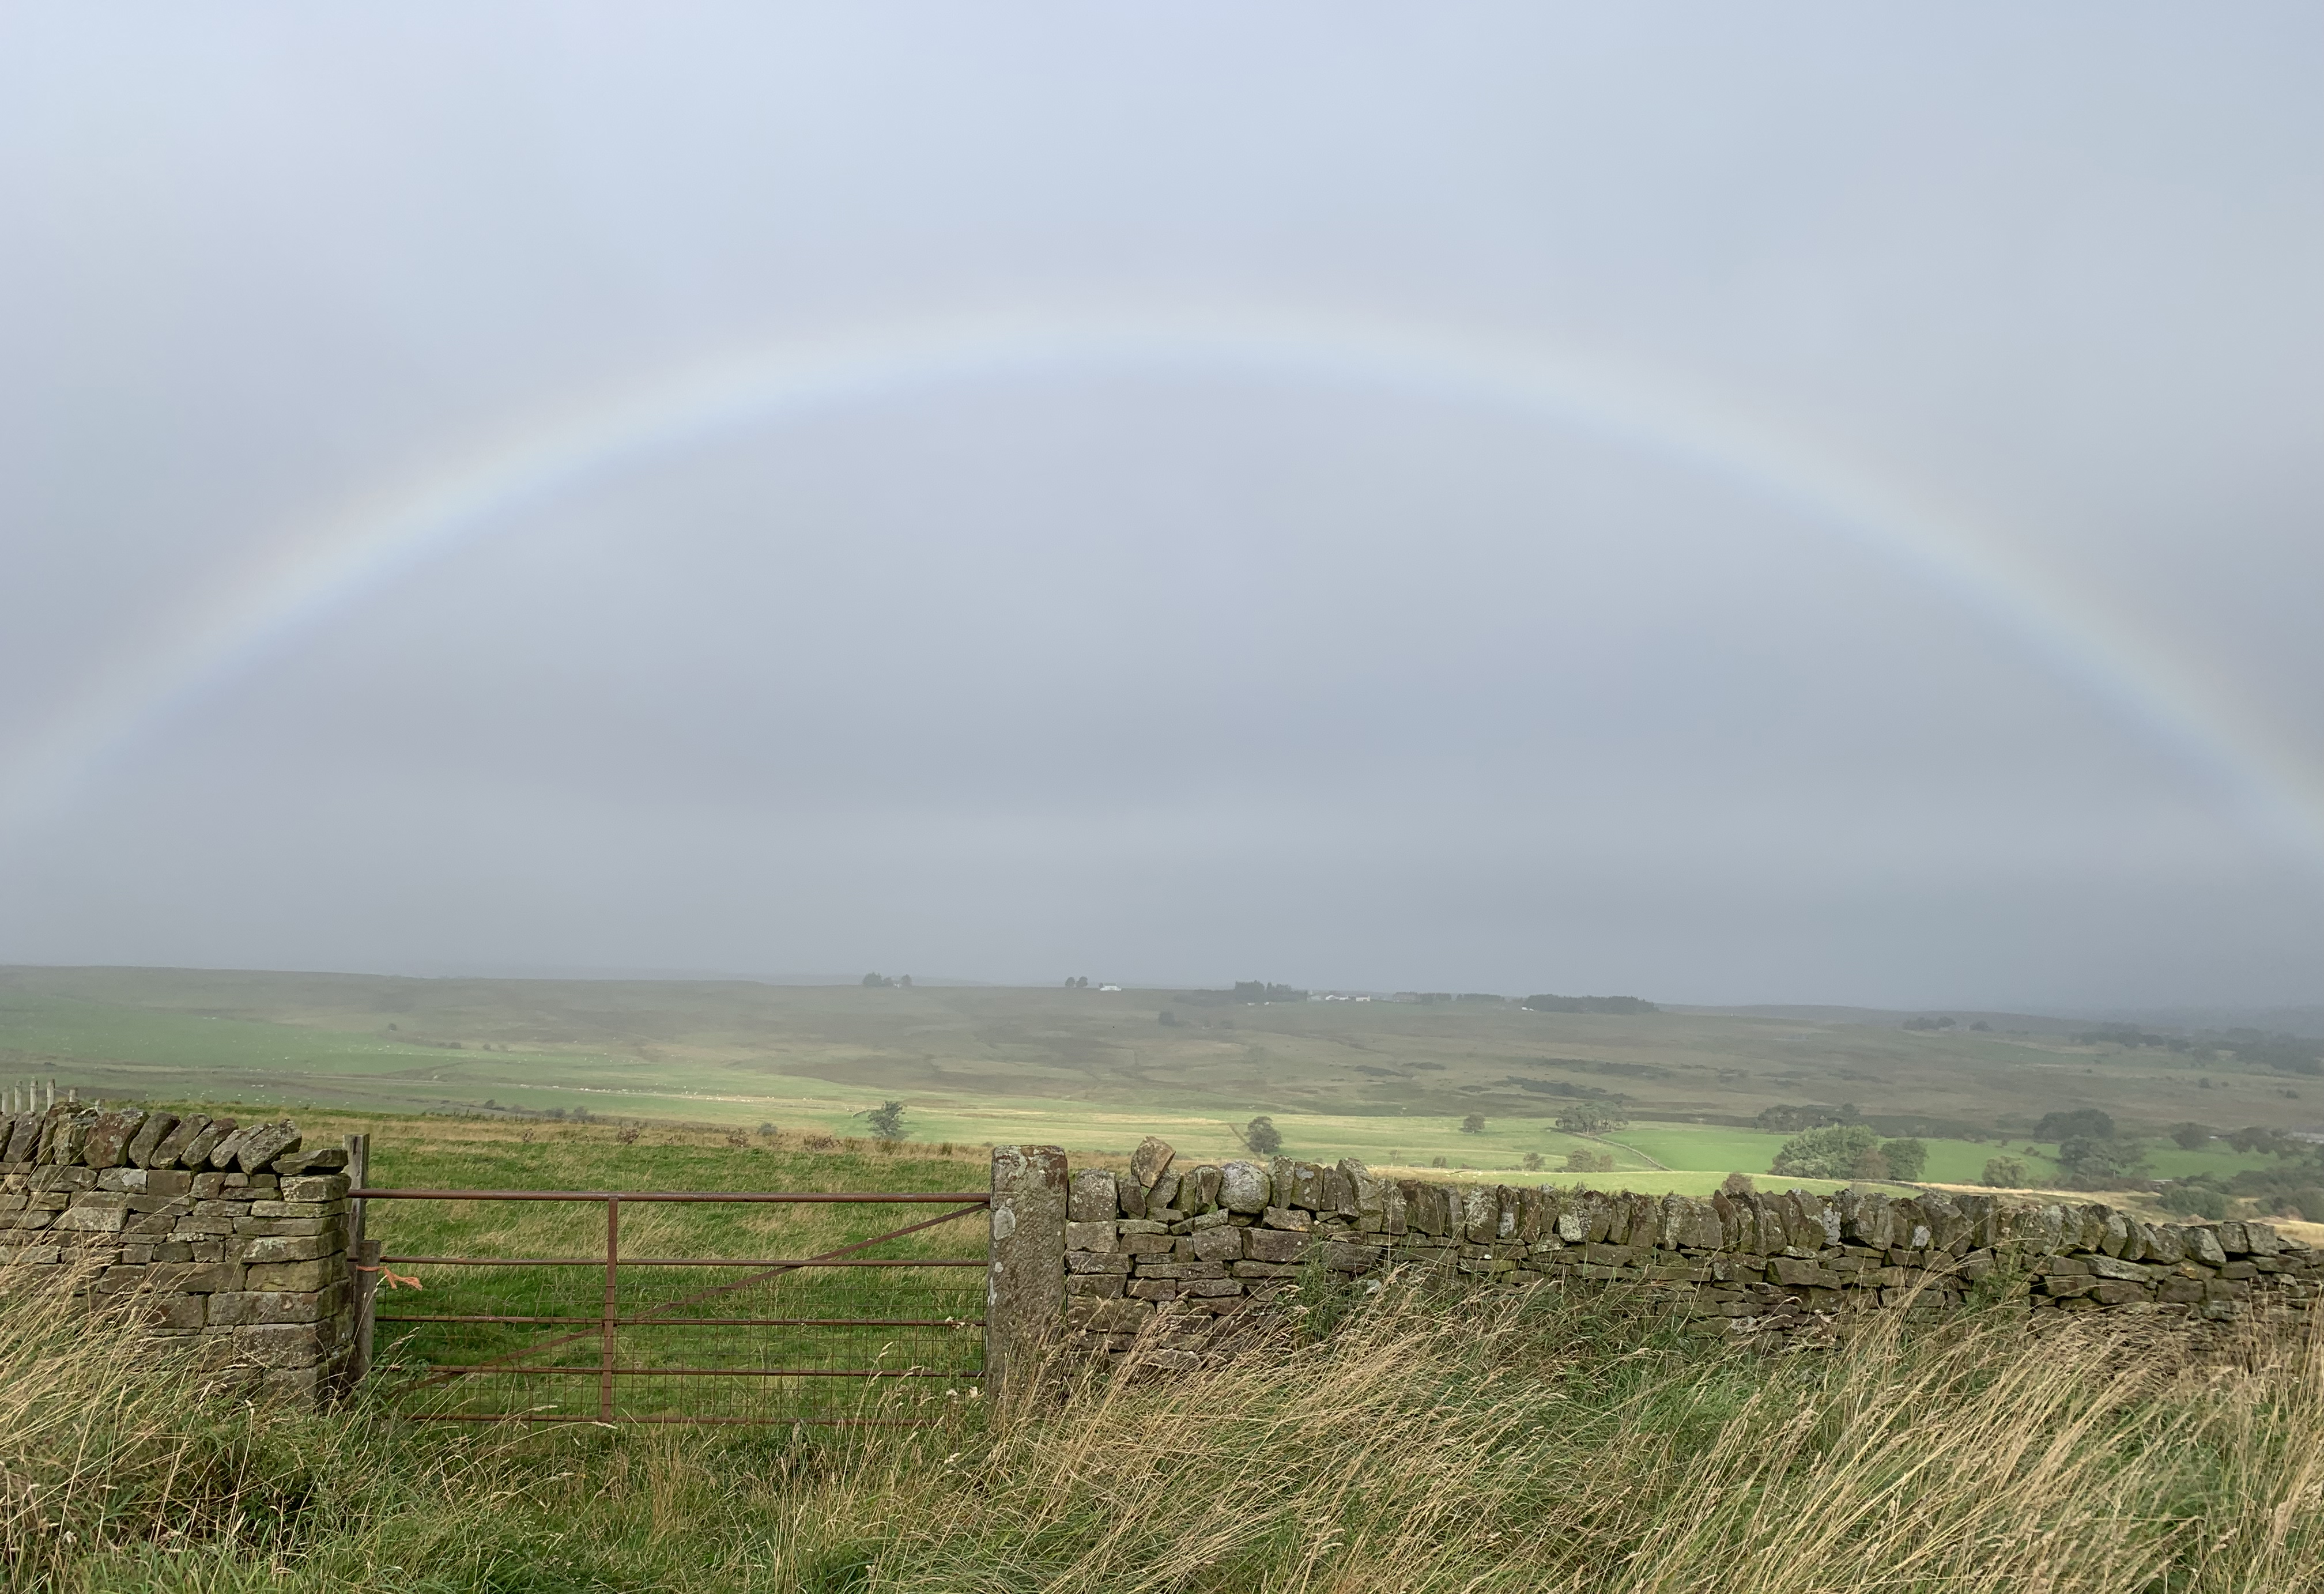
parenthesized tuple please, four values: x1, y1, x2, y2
(54, 1204, 127, 1233)
(1260, 1206, 1311, 1232)
(148, 1115, 210, 1170)
(1244, 1227, 1308, 1264)
(1189, 1227, 1242, 1264)
(203, 1123, 258, 1172)
(1068, 1169, 1117, 1223)
(1065, 1273, 1125, 1297)
(1180, 1165, 1223, 1213)
(227, 1122, 301, 1173)
(1066, 1250, 1131, 1274)
(1322, 1241, 1384, 1272)
(124, 1112, 179, 1168)
(244, 1259, 336, 1292)
(270, 1147, 349, 1176)
(1219, 1161, 1270, 1214)
(1064, 1221, 1117, 1253)
(280, 1174, 350, 1203)
(207, 1286, 343, 1325)
(233, 1321, 335, 1368)
(178, 1120, 236, 1173)
(168, 1261, 246, 1293)
(1129, 1135, 1175, 1190)
(82, 1110, 147, 1170)
(1065, 1297, 1152, 1333)
(236, 1234, 335, 1264)
(1119, 1231, 1174, 1256)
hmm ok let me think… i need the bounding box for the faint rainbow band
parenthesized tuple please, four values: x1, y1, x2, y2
(4, 304, 2318, 868)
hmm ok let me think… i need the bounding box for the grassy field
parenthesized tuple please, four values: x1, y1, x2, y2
(7, 1110, 2324, 1592)
(4, 965, 2313, 1203)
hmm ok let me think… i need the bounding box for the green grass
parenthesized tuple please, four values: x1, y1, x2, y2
(12, 1232, 2324, 1593)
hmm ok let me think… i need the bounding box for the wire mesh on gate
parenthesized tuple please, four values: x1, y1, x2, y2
(358, 1188, 990, 1426)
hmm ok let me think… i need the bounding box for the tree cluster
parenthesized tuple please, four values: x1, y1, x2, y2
(1521, 994, 1659, 1014)
(1769, 1125, 1927, 1183)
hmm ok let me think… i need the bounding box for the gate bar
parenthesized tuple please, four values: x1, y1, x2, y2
(378, 1255, 983, 1268)
(356, 1188, 986, 1203)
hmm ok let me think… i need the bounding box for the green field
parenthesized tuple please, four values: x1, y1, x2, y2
(2, 965, 2309, 1200)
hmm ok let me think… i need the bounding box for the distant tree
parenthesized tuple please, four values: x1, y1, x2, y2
(2171, 1121, 2216, 1151)
(1522, 1151, 1544, 1172)
(1903, 1015, 1956, 1031)
(1720, 1172, 1756, 1196)
(1429, 1155, 1448, 1168)
(861, 973, 891, 988)
(1555, 1105, 1627, 1138)
(1754, 1103, 1863, 1133)
(1459, 1113, 1488, 1135)
(859, 1101, 908, 1141)
(1981, 1156, 2029, 1188)
(2034, 1108, 2115, 1141)
(2056, 1135, 2148, 1189)
(757, 1122, 776, 1138)
(1522, 994, 1659, 1014)
(2225, 1125, 2297, 1156)
(897, 975, 912, 988)
(1563, 1148, 1615, 1173)
(1157, 1010, 1179, 1026)
(1241, 1116, 1283, 1155)
(1970, 1021, 1991, 1032)
(2162, 1180, 2229, 1220)
(1850, 1146, 1892, 1181)
(1770, 1124, 1882, 1181)
(1879, 1138, 1929, 1181)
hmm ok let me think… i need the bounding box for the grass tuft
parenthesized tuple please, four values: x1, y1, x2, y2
(6, 1262, 2322, 1592)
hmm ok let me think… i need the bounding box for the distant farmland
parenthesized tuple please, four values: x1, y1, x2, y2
(0, 964, 2304, 1198)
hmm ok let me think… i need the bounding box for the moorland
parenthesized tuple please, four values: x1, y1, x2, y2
(3, 964, 2317, 1204)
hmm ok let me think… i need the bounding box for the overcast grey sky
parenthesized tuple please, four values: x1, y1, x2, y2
(2, 4, 2320, 1008)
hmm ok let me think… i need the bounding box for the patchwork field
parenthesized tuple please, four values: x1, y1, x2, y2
(2, 964, 2312, 1201)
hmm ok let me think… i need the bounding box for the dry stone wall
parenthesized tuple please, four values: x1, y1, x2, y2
(0, 1106, 353, 1404)
(1062, 1142, 2321, 1368)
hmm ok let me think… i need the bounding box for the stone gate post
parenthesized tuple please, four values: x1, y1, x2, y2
(985, 1144, 1067, 1406)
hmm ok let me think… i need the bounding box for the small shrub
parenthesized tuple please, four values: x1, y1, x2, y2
(1982, 1156, 2029, 1188)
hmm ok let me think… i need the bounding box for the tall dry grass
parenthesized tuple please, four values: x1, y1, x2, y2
(6, 1263, 2321, 1592)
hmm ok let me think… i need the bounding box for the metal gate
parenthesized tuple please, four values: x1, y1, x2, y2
(351, 1183, 990, 1426)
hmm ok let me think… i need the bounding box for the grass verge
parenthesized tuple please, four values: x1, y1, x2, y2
(7, 1260, 2323, 1592)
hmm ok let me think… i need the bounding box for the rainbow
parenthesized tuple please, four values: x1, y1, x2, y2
(5, 303, 2320, 867)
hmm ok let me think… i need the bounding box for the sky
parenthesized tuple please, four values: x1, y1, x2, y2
(2, 4, 2321, 1010)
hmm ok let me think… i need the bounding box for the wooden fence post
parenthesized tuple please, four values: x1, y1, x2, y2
(344, 1133, 373, 1393)
(986, 1144, 1067, 1407)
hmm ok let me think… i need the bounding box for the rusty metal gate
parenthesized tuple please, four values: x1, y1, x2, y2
(351, 1184, 990, 1426)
